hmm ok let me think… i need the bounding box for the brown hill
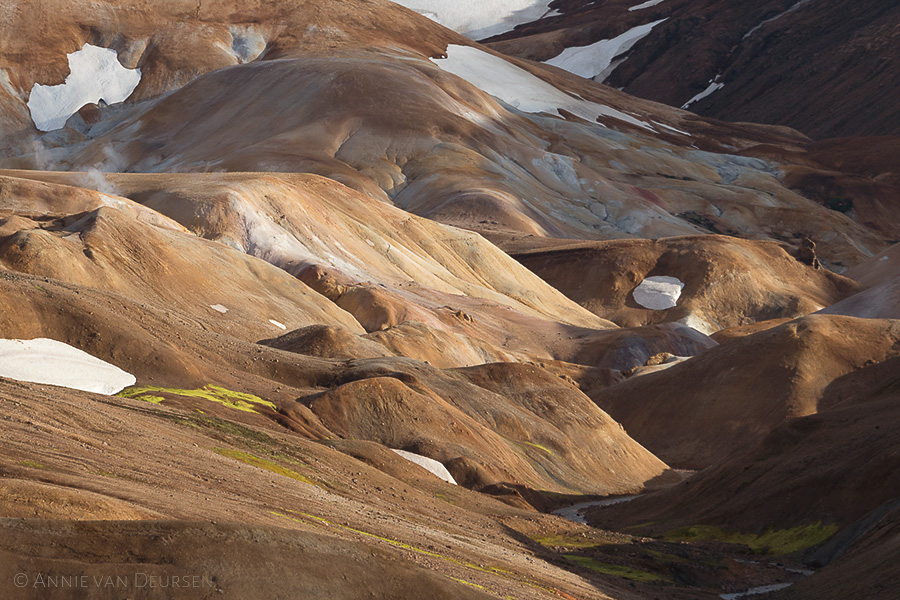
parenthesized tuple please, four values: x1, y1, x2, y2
(844, 242, 900, 287)
(0, 264, 668, 499)
(818, 241, 900, 319)
(589, 315, 900, 468)
(0, 1, 893, 269)
(0, 520, 495, 600)
(589, 355, 900, 531)
(0, 377, 622, 600)
(511, 235, 860, 333)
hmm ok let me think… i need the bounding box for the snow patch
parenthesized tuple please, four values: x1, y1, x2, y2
(629, 0, 666, 10)
(210, 304, 229, 314)
(633, 276, 684, 310)
(27, 44, 141, 132)
(392, 0, 553, 39)
(682, 80, 724, 109)
(545, 19, 667, 81)
(432, 45, 654, 131)
(652, 121, 691, 136)
(392, 449, 457, 484)
(229, 26, 267, 63)
(0, 338, 136, 395)
(269, 319, 288, 330)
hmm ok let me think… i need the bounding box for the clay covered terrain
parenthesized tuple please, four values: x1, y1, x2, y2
(0, 1, 897, 599)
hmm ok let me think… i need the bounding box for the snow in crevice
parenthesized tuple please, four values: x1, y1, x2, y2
(432, 45, 655, 131)
(629, 0, 667, 11)
(392, 449, 457, 484)
(633, 276, 684, 310)
(391, 0, 553, 39)
(743, 0, 815, 40)
(681, 78, 724, 109)
(544, 19, 668, 81)
(0, 338, 136, 395)
(27, 44, 141, 132)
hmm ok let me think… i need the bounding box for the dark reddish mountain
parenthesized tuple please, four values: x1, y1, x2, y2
(486, 0, 900, 139)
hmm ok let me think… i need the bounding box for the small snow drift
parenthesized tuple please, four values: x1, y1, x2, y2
(633, 276, 684, 310)
(391, 449, 457, 485)
(391, 0, 552, 39)
(431, 45, 653, 130)
(27, 44, 141, 132)
(545, 19, 667, 81)
(0, 338, 136, 395)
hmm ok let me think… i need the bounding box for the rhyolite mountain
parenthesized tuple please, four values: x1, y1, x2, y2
(0, 1, 897, 599)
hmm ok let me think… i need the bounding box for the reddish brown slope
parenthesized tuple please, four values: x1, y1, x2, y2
(589, 315, 900, 468)
(590, 356, 900, 534)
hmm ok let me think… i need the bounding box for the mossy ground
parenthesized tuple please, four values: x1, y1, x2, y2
(213, 447, 318, 486)
(562, 555, 671, 583)
(532, 534, 613, 549)
(663, 523, 840, 556)
(118, 385, 276, 414)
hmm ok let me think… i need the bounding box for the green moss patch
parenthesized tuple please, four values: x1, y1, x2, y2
(532, 534, 611, 549)
(213, 448, 316, 486)
(119, 385, 276, 414)
(663, 523, 840, 556)
(563, 555, 670, 583)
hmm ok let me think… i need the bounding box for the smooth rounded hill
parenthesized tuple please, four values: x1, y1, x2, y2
(259, 325, 395, 360)
(510, 235, 860, 334)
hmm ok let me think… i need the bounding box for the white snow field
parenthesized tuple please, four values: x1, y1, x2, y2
(392, 0, 553, 39)
(27, 43, 141, 132)
(0, 338, 136, 395)
(633, 276, 685, 310)
(432, 45, 654, 130)
(392, 449, 457, 484)
(545, 19, 667, 81)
